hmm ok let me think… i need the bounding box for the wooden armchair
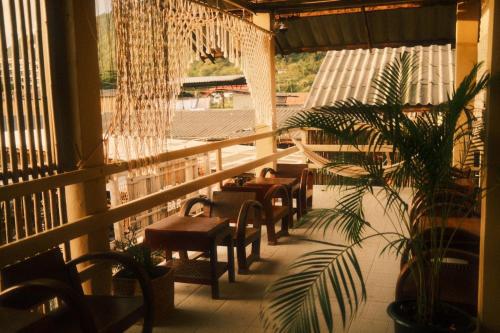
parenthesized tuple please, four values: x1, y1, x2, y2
(396, 249, 479, 316)
(180, 191, 263, 274)
(399, 227, 479, 269)
(222, 183, 291, 245)
(0, 247, 153, 333)
(260, 163, 313, 219)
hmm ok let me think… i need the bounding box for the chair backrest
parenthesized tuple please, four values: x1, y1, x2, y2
(221, 184, 268, 204)
(276, 163, 308, 178)
(1, 247, 83, 308)
(212, 191, 256, 219)
(396, 249, 478, 315)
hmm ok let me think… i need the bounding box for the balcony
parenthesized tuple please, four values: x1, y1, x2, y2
(1, 0, 500, 332)
(122, 186, 403, 333)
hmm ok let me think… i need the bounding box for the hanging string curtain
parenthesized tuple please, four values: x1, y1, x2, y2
(110, 0, 273, 163)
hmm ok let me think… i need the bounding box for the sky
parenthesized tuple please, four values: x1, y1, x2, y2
(96, 0, 113, 15)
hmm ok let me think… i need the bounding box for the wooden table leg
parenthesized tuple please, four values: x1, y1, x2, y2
(209, 240, 219, 299)
(226, 235, 235, 283)
(165, 250, 173, 260)
(179, 250, 189, 261)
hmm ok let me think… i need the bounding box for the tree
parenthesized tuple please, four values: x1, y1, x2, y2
(261, 53, 488, 332)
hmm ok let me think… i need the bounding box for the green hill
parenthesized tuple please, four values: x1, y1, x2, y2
(96, 13, 324, 92)
(96, 13, 116, 89)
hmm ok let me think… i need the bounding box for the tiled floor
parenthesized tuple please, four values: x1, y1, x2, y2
(128, 186, 408, 333)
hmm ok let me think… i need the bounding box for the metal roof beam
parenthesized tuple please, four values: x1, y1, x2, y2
(253, 0, 457, 13)
(221, 0, 256, 12)
(278, 39, 455, 54)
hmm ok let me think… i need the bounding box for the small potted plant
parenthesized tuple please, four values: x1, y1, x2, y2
(261, 54, 489, 332)
(113, 224, 174, 323)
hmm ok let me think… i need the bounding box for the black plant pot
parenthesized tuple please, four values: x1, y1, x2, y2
(387, 301, 476, 333)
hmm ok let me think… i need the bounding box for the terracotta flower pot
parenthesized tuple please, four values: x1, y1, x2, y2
(112, 266, 174, 324)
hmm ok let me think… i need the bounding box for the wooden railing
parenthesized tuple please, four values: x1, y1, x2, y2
(0, 131, 298, 267)
(304, 144, 393, 153)
(0, 131, 274, 201)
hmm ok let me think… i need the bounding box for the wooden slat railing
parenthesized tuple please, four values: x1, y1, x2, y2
(0, 133, 296, 267)
(0, 131, 275, 201)
(305, 144, 394, 153)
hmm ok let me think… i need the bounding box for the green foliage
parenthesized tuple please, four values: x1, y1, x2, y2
(114, 225, 163, 278)
(95, 11, 324, 92)
(187, 58, 242, 77)
(262, 53, 489, 332)
(262, 240, 366, 333)
(101, 70, 117, 90)
(96, 13, 116, 88)
(187, 52, 325, 93)
(275, 52, 325, 92)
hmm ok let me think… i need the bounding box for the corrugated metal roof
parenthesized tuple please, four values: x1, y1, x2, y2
(183, 75, 246, 87)
(275, 5, 456, 54)
(169, 107, 301, 140)
(305, 44, 455, 108)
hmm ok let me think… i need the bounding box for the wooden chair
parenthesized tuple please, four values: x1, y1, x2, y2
(222, 183, 291, 245)
(396, 249, 479, 316)
(0, 248, 153, 333)
(180, 191, 263, 274)
(260, 163, 313, 219)
(400, 227, 479, 269)
(410, 174, 480, 221)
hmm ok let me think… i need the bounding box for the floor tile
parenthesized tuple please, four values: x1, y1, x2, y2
(132, 186, 403, 332)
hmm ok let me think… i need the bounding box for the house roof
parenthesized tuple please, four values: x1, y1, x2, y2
(169, 107, 301, 140)
(183, 75, 246, 88)
(304, 44, 455, 108)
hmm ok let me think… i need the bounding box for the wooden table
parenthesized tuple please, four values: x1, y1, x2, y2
(246, 176, 298, 188)
(144, 215, 235, 299)
(246, 177, 298, 226)
(245, 177, 298, 202)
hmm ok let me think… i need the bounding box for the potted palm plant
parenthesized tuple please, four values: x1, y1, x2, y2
(261, 53, 489, 332)
(113, 224, 174, 323)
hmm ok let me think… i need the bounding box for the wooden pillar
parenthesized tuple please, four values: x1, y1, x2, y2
(204, 152, 213, 198)
(453, 0, 480, 166)
(109, 177, 123, 241)
(60, 0, 110, 293)
(185, 158, 195, 196)
(253, 13, 277, 175)
(478, 1, 500, 331)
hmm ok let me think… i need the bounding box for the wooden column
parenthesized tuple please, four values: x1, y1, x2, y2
(253, 13, 277, 174)
(478, 1, 500, 331)
(453, 0, 480, 166)
(59, 0, 110, 293)
(185, 158, 195, 196)
(109, 177, 123, 241)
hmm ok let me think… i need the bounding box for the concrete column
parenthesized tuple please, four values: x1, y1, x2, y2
(253, 13, 277, 174)
(478, 1, 500, 331)
(63, 0, 110, 293)
(453, 0, 480, 166)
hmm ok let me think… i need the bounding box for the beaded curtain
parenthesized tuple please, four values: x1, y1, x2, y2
(109, 0, 273, 162)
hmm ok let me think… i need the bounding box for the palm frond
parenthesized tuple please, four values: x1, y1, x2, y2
(379, 236, 409, 257)
(261, 241, 366, 333)
(372, 52, 418, 106)
(269, 53, 490, 329)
